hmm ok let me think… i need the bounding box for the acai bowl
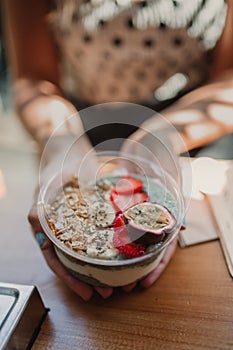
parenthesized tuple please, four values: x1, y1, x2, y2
(38, 151, 184, 287)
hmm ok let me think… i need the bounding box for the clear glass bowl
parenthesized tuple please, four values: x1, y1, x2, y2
(38, 151, 184, 287)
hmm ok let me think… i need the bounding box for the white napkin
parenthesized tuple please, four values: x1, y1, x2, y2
(179, 157, 218, 247)
(179, 157, 233, 278)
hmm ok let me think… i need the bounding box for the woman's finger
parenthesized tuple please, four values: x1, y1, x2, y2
(30, 195, 94, 301)
(122, 282, 137, 292)
(38, 235, 93, 301)
(28, 201, 43, 233)
(94, 286, 113, 299)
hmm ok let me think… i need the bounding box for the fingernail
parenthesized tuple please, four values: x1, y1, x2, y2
(123, 282, 136, 292)
(36, 232, 46, 247)
(95, 286, 113, 299)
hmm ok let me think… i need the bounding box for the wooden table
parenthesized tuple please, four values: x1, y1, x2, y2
(0, 144, 233, 350)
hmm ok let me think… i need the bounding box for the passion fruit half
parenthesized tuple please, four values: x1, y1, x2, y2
(124, 202, 176, 245)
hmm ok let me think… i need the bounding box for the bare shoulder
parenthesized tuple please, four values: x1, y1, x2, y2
(3, 0, 59, 83)
(210, 0, 233, 78)
(3, 0, 50, 24)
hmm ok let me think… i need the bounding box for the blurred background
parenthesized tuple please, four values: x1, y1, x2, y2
(0, 8, 9, 113)
(0, 6, 35, 152)
(0, 6, 40, 279)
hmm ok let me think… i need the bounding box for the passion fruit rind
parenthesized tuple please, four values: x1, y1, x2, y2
(124, 202, 177, 242)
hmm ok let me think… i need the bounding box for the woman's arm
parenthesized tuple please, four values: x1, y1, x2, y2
(160, 72, 233, 154)
(150, 0, 233, 154)
(125, 71, 233, 156)
(127, 0, 233, 156)
(2, 0, 86, 150)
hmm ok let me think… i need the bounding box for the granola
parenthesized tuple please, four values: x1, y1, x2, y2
(45, 175, 177, 260)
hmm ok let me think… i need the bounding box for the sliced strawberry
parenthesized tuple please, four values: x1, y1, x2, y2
(114, 176, 143, 195)
(112, 227, 128, 247)
(110, 190, 149, 213)
(113, 213, 126, 229)
(116, 243, 145, 258)
(113, 214, 145, 258)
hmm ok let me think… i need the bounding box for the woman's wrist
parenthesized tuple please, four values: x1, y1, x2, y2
(13, 78, 85, 147)
(154, 75, 233, 153)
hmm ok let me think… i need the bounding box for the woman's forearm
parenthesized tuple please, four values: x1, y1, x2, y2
(142, 71, 233, 154)
(13, 78, 85, 145)
(12, 78, 93, 169)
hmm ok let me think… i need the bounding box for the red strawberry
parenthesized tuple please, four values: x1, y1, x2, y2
(110, 190, 149, 213)
(114, 176, 143, 195)
(113, 213, 126, 229)
(113, 214, 128, 245)
(113, 214, 146, 258)
(116, 243, 145, 258)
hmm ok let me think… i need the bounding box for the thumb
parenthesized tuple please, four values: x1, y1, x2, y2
(28, 188, 44, 234)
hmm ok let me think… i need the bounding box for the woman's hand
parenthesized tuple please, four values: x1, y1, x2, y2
(122, 237, 178, 291)
(28, 134, 118, 300)
(28, 133, 178, 300)
(29, 186, 177, 301)
(30, 191, 178, 300)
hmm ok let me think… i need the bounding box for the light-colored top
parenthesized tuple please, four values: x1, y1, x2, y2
(50, 0, 227, 107)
